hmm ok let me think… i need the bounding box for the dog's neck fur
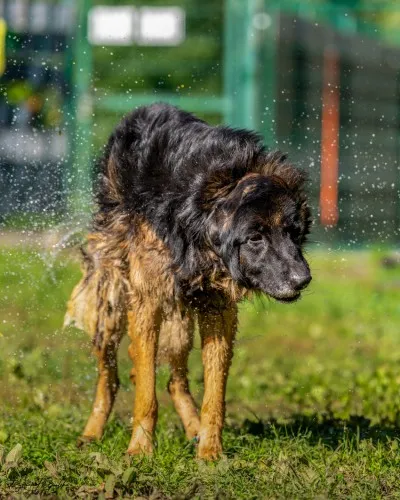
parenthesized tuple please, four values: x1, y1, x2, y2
(89, 209, 246, 305)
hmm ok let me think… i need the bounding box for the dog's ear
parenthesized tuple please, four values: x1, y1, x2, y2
(202, 170, 234, 207)
(260, 151, 312, 239)
(198, 167, 247, 211)
(259, 151, 307, 191)
(196, 151, 307, 211)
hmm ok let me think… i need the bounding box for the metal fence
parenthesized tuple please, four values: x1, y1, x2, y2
(274, 12, 400, 245)
(1, 0, 400, 246)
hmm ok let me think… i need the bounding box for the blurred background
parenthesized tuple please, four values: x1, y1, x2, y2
(2, 3, 400, 496)
(1, 0, 400, 246)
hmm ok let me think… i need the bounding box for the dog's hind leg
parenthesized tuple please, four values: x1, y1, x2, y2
(127, 298, 161, 455)
(65, 251, 128, 444)
(79, 267, 127, 443)
(80, 329, 123, 443)
(197, 303, 237, 460)
(161, 304, 200, 440)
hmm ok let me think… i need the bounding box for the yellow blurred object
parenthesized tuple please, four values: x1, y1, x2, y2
(0, 18, 6, 76)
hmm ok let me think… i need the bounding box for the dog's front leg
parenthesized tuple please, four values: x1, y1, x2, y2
(197, 304, 237, 460)
(127, 302, 161, 455)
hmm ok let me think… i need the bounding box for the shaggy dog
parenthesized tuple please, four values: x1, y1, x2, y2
(65, 103, 312, 460)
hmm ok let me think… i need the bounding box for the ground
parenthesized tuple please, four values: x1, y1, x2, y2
(1, 246, 400, 498)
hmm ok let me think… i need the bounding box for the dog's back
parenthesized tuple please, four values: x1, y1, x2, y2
(97, 103, 207, 215)
(96, 103, 264, 224)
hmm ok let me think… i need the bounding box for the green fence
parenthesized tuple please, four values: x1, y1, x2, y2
(273, 10, 400, 245)
(1, 0, 400, 246)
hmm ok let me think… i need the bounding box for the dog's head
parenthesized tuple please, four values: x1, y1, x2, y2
(202, 152, 312, 302)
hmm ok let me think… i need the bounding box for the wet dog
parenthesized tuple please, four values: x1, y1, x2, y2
(65, 103, 312, 460)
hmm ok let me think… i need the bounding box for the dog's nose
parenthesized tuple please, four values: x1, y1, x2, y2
(293, 274, 312, 291)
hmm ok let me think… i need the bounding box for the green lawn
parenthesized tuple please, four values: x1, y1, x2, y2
(1, 246, 400, 498)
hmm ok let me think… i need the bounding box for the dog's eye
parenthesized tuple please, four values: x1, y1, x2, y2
(247, 233, 263, 244)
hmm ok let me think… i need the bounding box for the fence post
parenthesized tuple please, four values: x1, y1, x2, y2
(223, 0, 235, 125)
(69, 0, 93, 219)
(257, 1, 278, 146)
(224, 0, 277, 144)
(0, 17, 6, 77)
(223, 0, 258, 130)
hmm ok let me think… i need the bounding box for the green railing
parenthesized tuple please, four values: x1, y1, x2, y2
(2, 0, 400, 245)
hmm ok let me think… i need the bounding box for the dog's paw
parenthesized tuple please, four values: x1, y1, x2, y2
(127, 428, 153, 456)
(196, 427, 223, 460)
(126, 442, 153, 456)
(185, 419, 201, 441)
(76, 435, 97, 449)
(197, 443, 223, 461)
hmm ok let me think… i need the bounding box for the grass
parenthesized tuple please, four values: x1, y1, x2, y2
(1, 246, 400, 498)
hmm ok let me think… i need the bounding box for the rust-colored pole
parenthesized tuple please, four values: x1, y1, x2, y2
(320, 48, 340, 226)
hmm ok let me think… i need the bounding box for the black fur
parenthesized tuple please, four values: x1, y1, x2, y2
(96, 103, 311, 301)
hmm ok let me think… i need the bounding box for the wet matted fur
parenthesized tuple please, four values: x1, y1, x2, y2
(65, 103, 312, 460)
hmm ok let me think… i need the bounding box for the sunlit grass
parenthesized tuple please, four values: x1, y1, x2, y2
(1, 247, 400, 497)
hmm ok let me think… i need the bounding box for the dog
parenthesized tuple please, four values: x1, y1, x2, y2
(64, 103, 312, 460)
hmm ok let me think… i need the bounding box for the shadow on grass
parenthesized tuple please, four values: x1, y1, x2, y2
(235, 414, 400, 448)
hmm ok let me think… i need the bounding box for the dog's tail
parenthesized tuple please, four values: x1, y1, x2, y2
(65, 123, 134, 344)
(64, 235, 129, 348)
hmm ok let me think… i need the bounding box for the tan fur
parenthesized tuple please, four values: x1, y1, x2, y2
(272, 212, 283, 226)
(64, 221, 196, 452)
(65, 153, 306, 459)
(164, 304, 200, 440)
(197, 304, 237, 459)
(126, 305, 161, 455)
